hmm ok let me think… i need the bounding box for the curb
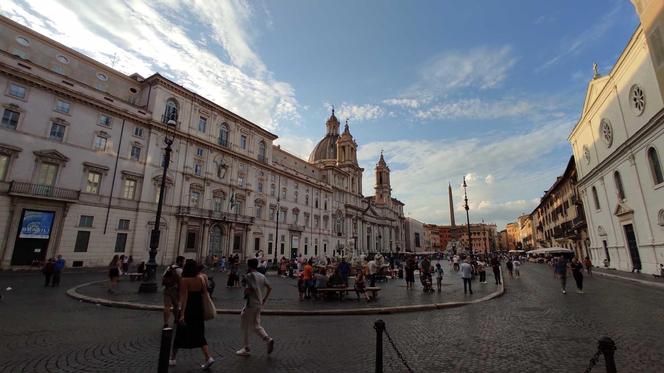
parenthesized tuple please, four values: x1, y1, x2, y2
(66, 277, 505, 317)
(593, 271, 664, 289)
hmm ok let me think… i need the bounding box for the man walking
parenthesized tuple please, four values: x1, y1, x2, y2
(491, 256, 501, 285)
(52, 255, 65, 286)
(554, 255, 569, 294)
(162, 255, 184, 327)
(460, 258, 473, 295)
(236, 258, 274, 357)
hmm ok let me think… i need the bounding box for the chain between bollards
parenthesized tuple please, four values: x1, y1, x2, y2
(374, 319, 385, 373)
(157, 327, 173, 373)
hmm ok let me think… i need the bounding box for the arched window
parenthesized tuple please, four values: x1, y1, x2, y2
(648, 147, 663, 185)
(592, 186, 601, 210)
(258, 141, 266, 161)
(219, 123, 229, 147)
(163, 98, 179, 123)
(614, 171, 625, 200)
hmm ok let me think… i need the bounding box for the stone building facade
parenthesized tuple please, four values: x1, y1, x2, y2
(568, 16, 664, 274)
(457, 223, 497, 255)
(0, 16, 405, 268)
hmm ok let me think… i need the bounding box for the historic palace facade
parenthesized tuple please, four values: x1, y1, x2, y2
(0, 16, 405, 268)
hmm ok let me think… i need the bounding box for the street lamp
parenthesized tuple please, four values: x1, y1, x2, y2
(272, 174, 281, 266)
(463, 177, 472, 256)
(139, 116, 177, 293)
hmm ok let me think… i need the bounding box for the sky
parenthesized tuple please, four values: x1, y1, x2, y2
(0, 0, 640, 229)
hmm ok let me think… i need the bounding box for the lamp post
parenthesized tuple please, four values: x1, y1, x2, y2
(273, 174, 281, 266)
(463, 177, 472, 256)
(139, 117, 177, 293)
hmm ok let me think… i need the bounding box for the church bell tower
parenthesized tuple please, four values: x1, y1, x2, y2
(374, 151, 391, 204)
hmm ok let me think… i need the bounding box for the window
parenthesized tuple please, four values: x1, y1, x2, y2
(305, 195, 309, 206)
(94, 135, 107, 151)
(257, 181, 263, 193)
(185, 232, 197, 252)
(79, 215, 94, 227)
(118, 219, 130, 230)
(122, 179, 136, 199)
(196, 147, 204, 157)
(0, 154, 8, 180)
(213, 196, 223, 212)
(74, 231, 90, 252)
(294, 191, 299, 203)
(133, 127, 144, 137)
(37, 162, 58, 186)
(98, 114, 112, 127)
(130, 146, 141, 161)
(258, 141, 266, 161)
(114, 233, 127, 253)
(194, 163, 203, 176)
(415, 232, 421, 247)
(49, 123, 65, 141)
(269, 207, 276, 221)
(8, 84, 26, 99)
(256, 205, 263, 219)
(191, 190, 201, 207)
(219, 124, 229, 146)
(198, 117, 207, 133)
(281, 188, 287, 200)
(238, 175, 245, 187)
(614, 171, 626, 200)
(240, 135, 247, 149)
(86, 171, 102, 194)
(55, 99, 70, 114)
(648, 147, 664, 185)
(1, 109, 20, 129)
(164, 98, 179, 122)
(592, 186, 601, 210)
(270, 183, 276, 196)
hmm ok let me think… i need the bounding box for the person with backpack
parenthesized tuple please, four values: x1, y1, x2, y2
(163, 256, 185, 328)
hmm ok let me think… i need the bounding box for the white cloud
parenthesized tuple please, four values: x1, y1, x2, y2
(358, 120, 572, 228)
(274, 135, 316, 161)
(0, 0, 299, 131)
(338, 103, 384, 121)
(382, 98, 425, 109)
(415, 98, 532, 120)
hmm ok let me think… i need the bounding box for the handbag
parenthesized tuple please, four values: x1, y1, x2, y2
(202, 278, 217, 321)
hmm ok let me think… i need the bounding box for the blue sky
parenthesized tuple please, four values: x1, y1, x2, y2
(1, 0, 639, 228)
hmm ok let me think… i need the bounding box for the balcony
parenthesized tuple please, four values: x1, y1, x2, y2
(9, 181, 79, 201)
(257, 154, 268, 164)
(218, 138, 230, 148)
(176, 206, 254, 225)
(288, 224, 305, 232)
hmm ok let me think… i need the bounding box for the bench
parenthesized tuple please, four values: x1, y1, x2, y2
(127, 272, 145, 281)
(364, 287, 382, 299)
(316, 287, 350, 300)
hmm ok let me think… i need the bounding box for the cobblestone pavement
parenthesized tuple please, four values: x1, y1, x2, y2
(1, 263, 663, 372)
(75, 261, 497, 311)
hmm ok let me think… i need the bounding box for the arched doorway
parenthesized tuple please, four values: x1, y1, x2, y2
(209, 225, 223, 257)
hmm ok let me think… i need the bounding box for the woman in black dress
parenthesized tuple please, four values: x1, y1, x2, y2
(108, 255, 120, 293)
(170, 259, 214, 370)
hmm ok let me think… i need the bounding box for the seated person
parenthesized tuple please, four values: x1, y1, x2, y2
(313, 269, 328, 299)
(327, 268, 344, 288)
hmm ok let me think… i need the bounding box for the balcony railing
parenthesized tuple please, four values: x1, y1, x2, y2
(177, 206, 254, 225)
(218, 138, 230, 148)
(9, 181, 79, 201)
(288, 224, 305, 232)
(257, 154, 268, 164)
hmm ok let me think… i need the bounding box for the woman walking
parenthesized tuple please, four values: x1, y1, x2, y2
(170, 259, 214, 369)
(108, 255, 121, 293)
(571, 257, 584, 294)
(404, 256, 416, 289)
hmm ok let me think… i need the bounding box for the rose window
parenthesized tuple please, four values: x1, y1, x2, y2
(600, 119, 613, 147)
(629, 84, 645, 116)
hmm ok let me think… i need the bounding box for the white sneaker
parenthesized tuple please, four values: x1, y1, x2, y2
(168, 359, 176, 366)
(562, 290, 567, 294)
(201, 357, 214, 370)
(236, 348, 251, 356)
(577, 290, 584, 294)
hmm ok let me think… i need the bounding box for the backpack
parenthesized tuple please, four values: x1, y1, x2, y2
(162, 265, 179, 288)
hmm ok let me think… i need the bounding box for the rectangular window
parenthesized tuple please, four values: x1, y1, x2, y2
(118, 219, 130, 230)
(324, 243, 327, 253)
(198, 117, 207, 133)
(255, 205, 262, 218)
(114, 233, 127, 252)
(74, 231, 90, 252)
(268, 242, 273, 255)
(130, 146, 141, 161)
(133, 127, 144, 137)
(240, 135, 247, 149)
(55, 99, 70, 114)
(194, 163, 203, 176)
(98, 114, 112, 127)
(257, 182, 263, 193)
(122, 179, 136, 199)
(270, 184, 276, 196)
(0, 154, 8, 180)
(185, 232, 197, 252)
(191, 190, 201, 206)
(196, 147, 204, 157)
(94, 136, 107, 151)
(37, 162, 58, 186)
(8, 84, 26, 99)
(1, 109, 20, 129)
(79, 215, 94, 227)
(213, 197, 223, 212)
(238, 175, 244, 187)
(281, 188, 287, 200)
(269, 207, 275, 221)
(254, 237, 260, 252)
(280, 243, 284, 255)
(49, 123, 65, 141)
(85, 171, 102, 194)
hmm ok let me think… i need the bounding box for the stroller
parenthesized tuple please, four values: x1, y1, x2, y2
(420, 273, 434, 293)
(207, 276, 216, 298)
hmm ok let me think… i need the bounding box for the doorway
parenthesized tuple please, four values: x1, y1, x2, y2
(623, 224, 642, 271)
(11, 209, 55, 266)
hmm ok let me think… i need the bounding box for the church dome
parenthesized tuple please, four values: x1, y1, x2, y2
(308, 110, 341, 163)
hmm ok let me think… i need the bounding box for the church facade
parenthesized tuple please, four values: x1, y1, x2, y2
(0, 16, 404, 268)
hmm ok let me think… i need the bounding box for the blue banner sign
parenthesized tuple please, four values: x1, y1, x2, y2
(19, 210, 55, 239)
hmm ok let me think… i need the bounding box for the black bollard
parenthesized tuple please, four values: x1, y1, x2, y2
(598, 336, 617, 373)
(157, 327, 173, 373)
(374, 319, 385, 373)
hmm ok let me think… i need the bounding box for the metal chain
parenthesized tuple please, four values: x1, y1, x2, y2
(583, 350, 602, 373)
(382, 326, 415, 373)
